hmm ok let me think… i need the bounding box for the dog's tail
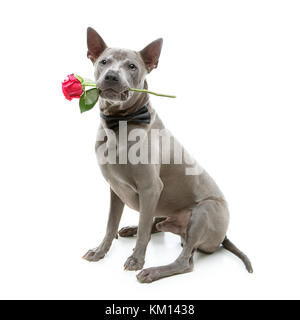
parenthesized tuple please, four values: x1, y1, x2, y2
(222, 236, 253, 273)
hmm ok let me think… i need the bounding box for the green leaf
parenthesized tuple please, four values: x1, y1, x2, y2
(79, 88, 100, 113)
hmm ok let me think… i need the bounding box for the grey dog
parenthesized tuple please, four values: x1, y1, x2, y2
(82, 27, 253, 283)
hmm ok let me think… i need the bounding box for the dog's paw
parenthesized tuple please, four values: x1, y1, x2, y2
(124, 255, 144, 271)
(82, 249, 106, 262)
(136, 268, 157, 283)
(118, 226, 138, 237)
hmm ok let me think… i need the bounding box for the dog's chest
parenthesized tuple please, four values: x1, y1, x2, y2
(95, 132, 144, 210)
(94, 112, 158, 210)
(100, 162, 140, 210)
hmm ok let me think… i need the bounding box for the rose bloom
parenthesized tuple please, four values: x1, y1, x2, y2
(62, 74, 83, 101)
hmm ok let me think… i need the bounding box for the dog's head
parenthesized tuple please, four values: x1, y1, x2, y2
(87, 27, 163, 103)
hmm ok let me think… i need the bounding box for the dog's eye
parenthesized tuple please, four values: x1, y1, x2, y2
(100, 60, 107, 65)
(129, 64, 136, 70)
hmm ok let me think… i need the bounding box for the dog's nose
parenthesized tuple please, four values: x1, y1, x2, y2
(105, 71, 119, 82)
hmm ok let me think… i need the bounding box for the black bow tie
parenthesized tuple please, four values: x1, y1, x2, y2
(100, 103, 151, 130)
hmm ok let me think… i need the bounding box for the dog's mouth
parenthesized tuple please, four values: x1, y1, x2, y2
(100, 88, 130, 102)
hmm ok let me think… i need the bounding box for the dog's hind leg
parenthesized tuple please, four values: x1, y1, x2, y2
(137, 199, 229, 283)
(136, 210, 198, 283)
(118, 217, 166, 237)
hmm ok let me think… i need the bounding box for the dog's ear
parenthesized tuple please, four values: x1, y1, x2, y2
(140, 38, 163, 72)
(87, 27, 107, 63)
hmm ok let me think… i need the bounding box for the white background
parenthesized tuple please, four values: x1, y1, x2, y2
(0, 0, 299, 300)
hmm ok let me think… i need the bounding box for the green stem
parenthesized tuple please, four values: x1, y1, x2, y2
(82, 79, 176, 98)
(84, 83, 97, 87)
(129, 88, 176, 98)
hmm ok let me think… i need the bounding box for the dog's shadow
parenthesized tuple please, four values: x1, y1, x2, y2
(194, 247, 225, 264)
(117, 230, 166, 249)
(117, 231, 227, 268)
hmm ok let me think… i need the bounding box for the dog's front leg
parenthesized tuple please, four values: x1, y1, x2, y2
(124, 181, 163, 271)
(83, 188, 124, 262)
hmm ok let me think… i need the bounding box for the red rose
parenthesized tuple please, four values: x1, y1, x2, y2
(62, 74, 83, 101)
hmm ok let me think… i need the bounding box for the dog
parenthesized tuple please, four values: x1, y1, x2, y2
(82, 27, 253, 283)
